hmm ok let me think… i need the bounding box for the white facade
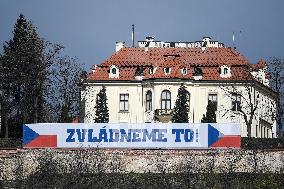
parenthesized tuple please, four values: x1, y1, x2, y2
(82, 80, 276, 138)
(83, 36, 277, 138)
(251, 67, 270, 86)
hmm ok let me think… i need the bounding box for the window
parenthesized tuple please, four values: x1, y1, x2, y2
(223, 67, 228, 74)
(120, 94, 129, 111)
(181, 68, 187, 75)
(232, 93, 241, 111)
(135, 67, 144, 76)
(220, 65, 231, 78)
(161, 90, 171, 109)
(111, 68, 117, 74)
(146, 91, 152, 112)
(208, 94, 217, 111)
(194, 67, 202, 76)
(164, 67, 171, 75)
(149, 67, 153, 74)
(109, 65, 119, 78)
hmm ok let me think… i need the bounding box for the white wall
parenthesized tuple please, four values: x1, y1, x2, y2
(82, 81, 277, 138)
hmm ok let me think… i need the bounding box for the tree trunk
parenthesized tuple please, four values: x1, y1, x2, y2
(34, 96, 38, 123)
(4, 115, 8, 138)
(1, 100, 9, 138)
(247, 125, 251, 138)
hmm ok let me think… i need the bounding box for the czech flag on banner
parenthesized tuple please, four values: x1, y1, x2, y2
(23, 123, 241, 149)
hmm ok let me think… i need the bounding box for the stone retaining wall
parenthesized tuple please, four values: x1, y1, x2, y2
(0, 149, 284, 181)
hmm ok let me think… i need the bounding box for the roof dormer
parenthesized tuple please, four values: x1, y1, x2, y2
(220, 65, 231, 78)
(181, 67, 187, 75)
(193, 67, 203, 80)
(91, 65, 97, 73)
(109, 65, 119, 78)
(164, 67, 171, 75)
(251, 59, 269, 86)
(135, 66, 144, 80)
(149, 66, 157, 75)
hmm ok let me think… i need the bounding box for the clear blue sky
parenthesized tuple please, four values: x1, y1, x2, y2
(1, 0, 284, 70)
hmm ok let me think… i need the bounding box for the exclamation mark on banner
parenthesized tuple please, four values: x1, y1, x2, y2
(196, 129, 199, 142)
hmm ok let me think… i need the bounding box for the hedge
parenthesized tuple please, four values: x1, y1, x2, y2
(241, 137, 284, 150)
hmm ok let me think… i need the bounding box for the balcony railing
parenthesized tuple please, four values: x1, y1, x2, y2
(154, 109, 173, 116)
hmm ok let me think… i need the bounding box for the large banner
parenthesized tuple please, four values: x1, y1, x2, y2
(23, 123, 241, 149)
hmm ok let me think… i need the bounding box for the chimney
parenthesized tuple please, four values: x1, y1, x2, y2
(116, 42, 125, 52)
(144, 36, 154, 52)
(146, 36, 155, 42)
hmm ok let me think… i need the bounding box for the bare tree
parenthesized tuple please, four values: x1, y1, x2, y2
(47, 56, 84, 122)
(220, 80, 276, 137)
(268, 57, 284, 137)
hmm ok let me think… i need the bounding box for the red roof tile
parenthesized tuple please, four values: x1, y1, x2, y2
(251, 59, 267, 71)
(87, 47, 257, 81)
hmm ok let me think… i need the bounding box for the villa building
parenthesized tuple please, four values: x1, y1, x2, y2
(82, 36, 277, 138)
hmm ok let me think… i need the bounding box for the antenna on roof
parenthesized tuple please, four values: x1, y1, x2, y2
(238, 30, 242, 50)
(132, 24, 135, 48)
(233, 30, 243, 50)
(232, 31, 236, 49)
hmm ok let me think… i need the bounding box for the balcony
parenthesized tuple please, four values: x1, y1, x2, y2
(154, 109, 173, 123)
(154, 109, 173, 115)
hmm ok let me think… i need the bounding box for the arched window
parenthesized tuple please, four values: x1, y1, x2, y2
(223, 67, 228, 74)
(181, 67, 187, 75)
(161, 90, 171, 109)
(146, 90, 152, 112)
(164, 67, 171, 75)
(111, 68, 117, 74)
(109, 65, 119, 78)
(220, 65, 231, 78)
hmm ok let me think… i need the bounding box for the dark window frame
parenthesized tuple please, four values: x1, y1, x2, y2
(208, 94, 218, 112)
(182, 67, 187, 75)
(119, 93, 129, 111)
(111, 67, 117, 74)
(164, 67, 171, 74)
(231, 93, 241, 111)
(146, 90, 152, 112)
(223, 67, 228, 74)
(161, 90, 171, 110)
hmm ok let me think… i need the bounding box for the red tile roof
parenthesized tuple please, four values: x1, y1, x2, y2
(87, 47, 259, 81)
(251, 59, 267, 71)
